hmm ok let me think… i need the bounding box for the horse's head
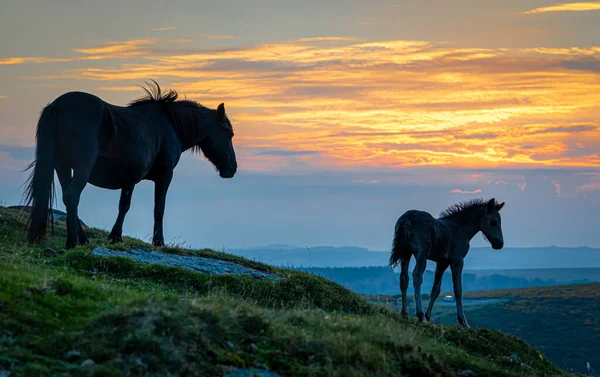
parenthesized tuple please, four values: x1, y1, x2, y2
(480, 198, 505, 250)
(199, 103, 237, 179)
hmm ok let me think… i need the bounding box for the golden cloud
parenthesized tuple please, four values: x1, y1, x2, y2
(524, 1, 600, 14)
(8, 36, 600, 171)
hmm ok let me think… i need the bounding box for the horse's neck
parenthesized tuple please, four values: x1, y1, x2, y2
(450, 214, 481, 243)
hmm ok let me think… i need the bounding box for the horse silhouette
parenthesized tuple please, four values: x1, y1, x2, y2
(389, 198, 505, 327)
(24, 81, 237, 249)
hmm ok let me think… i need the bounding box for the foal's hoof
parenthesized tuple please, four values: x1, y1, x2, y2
(400, 311, 409, 319)
(152, 240, 165, 247)
(458, 320, 471, 328)
(417, 313, 428, 323)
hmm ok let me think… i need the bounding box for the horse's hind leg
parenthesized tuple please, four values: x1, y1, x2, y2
(62, 167, 92, 249)
(56, 165, 88, 246)
(399, 258, 410, 318)
(108, 185, 135, 243)
(412, 249, 429, 323)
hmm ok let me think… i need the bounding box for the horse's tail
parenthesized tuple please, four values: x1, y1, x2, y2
(389, 219, 410, 268)
(23, 104, 58, 244)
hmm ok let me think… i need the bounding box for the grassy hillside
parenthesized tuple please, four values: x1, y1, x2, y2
(369, 285, 600, 376)
(0, 206, 580, 377)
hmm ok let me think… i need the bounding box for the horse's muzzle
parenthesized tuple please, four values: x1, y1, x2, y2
(492, 240, 504, 250)
(219, 170, 236, 179)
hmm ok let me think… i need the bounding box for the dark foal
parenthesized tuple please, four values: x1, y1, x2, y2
(24, 81, 237, 249)
(389, 198, 505, 328)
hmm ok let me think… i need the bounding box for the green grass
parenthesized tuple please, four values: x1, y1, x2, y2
(0, 206, 582, 376)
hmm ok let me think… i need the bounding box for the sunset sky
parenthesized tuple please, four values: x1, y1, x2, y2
(1, 0, 599, 252)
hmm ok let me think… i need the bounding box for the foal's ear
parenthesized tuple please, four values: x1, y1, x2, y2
(496, 202, 505, 211)
(216, 103, 225, 122)
(487, 198, 496, 213)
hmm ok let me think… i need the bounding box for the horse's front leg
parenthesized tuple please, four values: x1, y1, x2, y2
(108, 185, 135, 243)
(451, 259, 470, 328)
(152, 171, 173, 247)
(425, 261, 449, 322)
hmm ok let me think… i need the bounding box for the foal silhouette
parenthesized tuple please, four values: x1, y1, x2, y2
(24, 81, 237, 249)
(389, 198, 505, 327)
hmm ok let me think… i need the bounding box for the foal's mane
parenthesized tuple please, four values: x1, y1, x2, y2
(127, 80, 230, 153)
(439, 198, 496, 219)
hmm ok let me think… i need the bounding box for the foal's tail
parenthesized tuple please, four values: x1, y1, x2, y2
(23, 104, 58, 244)
(389, 219, 410, 268)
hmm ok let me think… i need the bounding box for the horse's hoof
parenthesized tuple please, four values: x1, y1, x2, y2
(400, 311, 408, 319)
(108, 234, 123, 243)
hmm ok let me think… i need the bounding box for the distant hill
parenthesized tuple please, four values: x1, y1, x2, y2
(300, 265, 600, 295)
(227, 244, 600, 270)
(369, 283, 600, 376)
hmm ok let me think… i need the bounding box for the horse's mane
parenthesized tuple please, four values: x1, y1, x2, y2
(439, 198, 496, 219)
(127, 80, 229, 154)
(129, 80, 184, 107)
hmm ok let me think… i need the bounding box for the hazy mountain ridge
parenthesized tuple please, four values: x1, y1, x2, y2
(228, 244, 600, 269)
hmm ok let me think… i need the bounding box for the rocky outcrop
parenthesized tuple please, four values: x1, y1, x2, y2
(92, 246, 279, 281)
(8, 205, 87, 227)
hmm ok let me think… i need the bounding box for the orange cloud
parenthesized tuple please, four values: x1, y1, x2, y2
(152, 27, 175, 32)
(451, 189, 483, 194)
(0, 96, 7, 99)
(524, 2, 600, 14)
(8, 36, 600, 171)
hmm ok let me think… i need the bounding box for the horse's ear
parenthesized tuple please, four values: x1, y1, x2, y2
(496, 202, 505, 211)
(216, 103, 225, 122)
(487, 198, 496, 213)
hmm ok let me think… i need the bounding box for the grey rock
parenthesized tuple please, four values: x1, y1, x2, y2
(221, 367, 282, 377)
(92, 246, 279, 281)
(7, 206, 87, 227)
(0, 370, 11, 377)
(57, 249, 66, 255)
(64, 350, 82, 361)
(81, 359, 95, 369)
(457, 370, 476, 377)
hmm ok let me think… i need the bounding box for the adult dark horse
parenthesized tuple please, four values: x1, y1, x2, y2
(24, 81, 237, 249)
(389, 198, 505, 328)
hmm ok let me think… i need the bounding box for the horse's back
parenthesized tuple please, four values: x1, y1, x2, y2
(395, 210, 436, 252)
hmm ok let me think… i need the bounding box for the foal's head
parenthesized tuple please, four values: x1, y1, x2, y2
(197, 103, 237, 179)
(480, 198, 505, 250)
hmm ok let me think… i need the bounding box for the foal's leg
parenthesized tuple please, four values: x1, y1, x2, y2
(399, 258, 410, 318)
(152, 171, 173, 246)
(108, 185, 135, 243)
(425, 261, 449, 322)
(451, 259, 470, 328)
(63, 167, 91, 249)
(412, 251, 429, 322)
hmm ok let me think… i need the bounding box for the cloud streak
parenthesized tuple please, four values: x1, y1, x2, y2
(4, 36, 600, 172)
(524, 1, 600, 14)
(451, 189, 483, 194)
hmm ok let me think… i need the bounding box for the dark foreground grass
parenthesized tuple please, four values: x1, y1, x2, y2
(0, 206, 580, 376)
